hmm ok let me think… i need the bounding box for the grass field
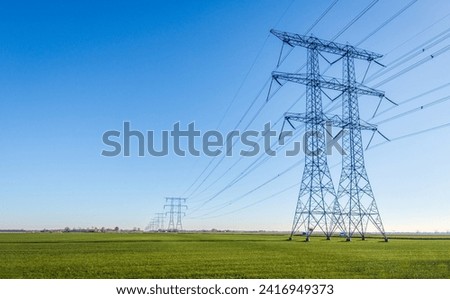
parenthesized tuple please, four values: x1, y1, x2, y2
(0, 232, 449, 278)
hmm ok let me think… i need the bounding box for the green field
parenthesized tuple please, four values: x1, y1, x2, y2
(0, 233, 449, 278)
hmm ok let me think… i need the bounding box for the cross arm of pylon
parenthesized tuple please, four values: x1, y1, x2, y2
(270, 29, 383, 61)
(166, 197, 186, 201)
(272, 71, 385, 98)
(283, 112, 377, 131)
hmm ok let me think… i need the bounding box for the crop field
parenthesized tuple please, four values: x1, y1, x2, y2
(0, 233, 449, 279)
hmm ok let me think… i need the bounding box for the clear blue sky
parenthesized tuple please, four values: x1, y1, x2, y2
(0, 0, 449, 232)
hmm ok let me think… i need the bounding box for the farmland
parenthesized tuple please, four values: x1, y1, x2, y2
(0, 233, 448, 278)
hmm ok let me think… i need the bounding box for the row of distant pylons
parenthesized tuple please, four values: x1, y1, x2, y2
(270, 29, 391, 242)
(146, 197, 187, 232)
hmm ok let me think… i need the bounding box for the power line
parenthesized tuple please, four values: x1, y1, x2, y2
(189, 27, 450, 222)
(191, 182, 300, 220)
(367, 28, 450, 82)
(188, 0, 383, 200)
(189, 129, 305, 212)
(369, 121, 450, 150)
(183, 78, 271, 199)
(383, 11, 450, 58)
(193, 158, 305, 217)
(187, 0, 404, 209)
(193, 93, 305, 198)
(192, 94, 309, 200)
(305, 0, 340, 35)
(187, 114, 312, 213)
(373, 44, 450, 88)
(190, 89, 450, 218)
(243, 27, 450, 204)
(193, 0, 377, 193)
(189, 62, 450, 218)
(193, 118, 450, 220)
(203, 0, 421, 199)
(215, 40, 269, 131)
(185, 0, 344, 199)
(373, 82, 450, 119)
(330, 0, 379, 41)
(182, 157, 216, 198)
(186, 78, 270, 199)
(223, 99, 342, 190)
(355, 0, 418, 46)
(215, 0, 297, 131)
(250, 87, 447, 205)
(186, 1, 442, 218)
(273, 0, 297, 28)
(278, 0, 340, 67)
(188, 97, 341, 214)
(376, 95, 450, 125)
(182, 1, 297, 197)
(278, 0, 379, 67)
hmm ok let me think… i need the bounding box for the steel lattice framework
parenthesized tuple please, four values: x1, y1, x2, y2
(154, 213, 165, 231)
(272, 72, 384, 97)
(337, 56, 388, 241)
(272, 30, 388, 241)
(274, 47, 339, 241)
(270, 29, 382, 61)
(165, 197, 187, 231)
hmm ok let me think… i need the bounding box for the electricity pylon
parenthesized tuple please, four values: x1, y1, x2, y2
(155, 213, 165, 231)
(338, 54, 388, 241)
(271, 29, 389, 241)
(272, 47, 338, 241)
(146, 219, 159, 231)
(165, 197, 187, 231)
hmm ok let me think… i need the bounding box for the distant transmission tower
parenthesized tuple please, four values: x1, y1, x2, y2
(271, 29, 389, 241)
(156, 213, 166, 230)
(165, 197, 187, 231)
(146, 219, 159, 231)
(155, 213, 165, 231)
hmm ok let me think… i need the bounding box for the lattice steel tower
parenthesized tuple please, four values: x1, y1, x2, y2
(271, 29, 388, 241)
(165, 197, 187, 231)
(155, 213, 165, 231)
(271, 33, 339, 241)
(338, 55, 388, 241)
